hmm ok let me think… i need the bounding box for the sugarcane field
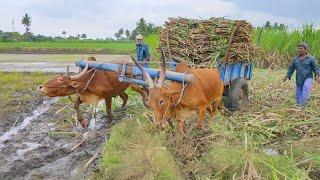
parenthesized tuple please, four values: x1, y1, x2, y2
(1, 1, 320, 179)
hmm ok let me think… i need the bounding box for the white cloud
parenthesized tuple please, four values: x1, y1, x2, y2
(0, 0, 304, 38)
(239, 11, 301, 28)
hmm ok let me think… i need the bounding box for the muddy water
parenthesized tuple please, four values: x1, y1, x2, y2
(0, 54, 130, 73)
(0, 98, 59, 147)
(0, 97, 126, 179)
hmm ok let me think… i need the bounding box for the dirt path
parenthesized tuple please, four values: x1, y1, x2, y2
(0, 54, 130, 73)
(0, 96, 127, 179)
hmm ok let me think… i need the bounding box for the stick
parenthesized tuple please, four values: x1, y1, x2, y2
(83, 150, 100, 173)
(70, 138, 87, 153)
(11, 117, 20, 128)
(224, 23, 239, 63)
(55, 105, 68, 114)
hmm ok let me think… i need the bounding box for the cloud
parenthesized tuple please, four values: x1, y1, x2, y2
(0, 0, 311, 38)
(239, 11, 301, 28)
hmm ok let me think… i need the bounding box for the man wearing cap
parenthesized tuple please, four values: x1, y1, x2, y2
(283, 42, 320, 106)
(135, 34, 150, 68)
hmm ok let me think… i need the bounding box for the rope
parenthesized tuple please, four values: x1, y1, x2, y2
(80, 69, 97, 93)
(173, 73, 188, 107)
(79, 62, 104, 93)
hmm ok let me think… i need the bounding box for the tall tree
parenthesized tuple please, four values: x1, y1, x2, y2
(114, 32, 121, 39)
(118, 28, 124, 38)
(264, 21, 271, 29)
(81, 33, 87, 39)
(62, 30, 66, 38)
(21, 13, 31, 34)
(125, 29, 130, 39)
(77, 34, 81, 39)
(115, 28, 124, 39)
(130, 18, 160, 39)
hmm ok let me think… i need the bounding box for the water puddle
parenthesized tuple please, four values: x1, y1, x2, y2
(16, 142, 42, 156)
(0, 98, 59, 147)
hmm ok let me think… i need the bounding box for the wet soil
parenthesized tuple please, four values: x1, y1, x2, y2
(0, 96, 126, 180)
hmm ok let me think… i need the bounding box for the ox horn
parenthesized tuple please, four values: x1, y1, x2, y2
(131, 55, 155, 88)
(65, 65, 70, 76)
(157, 46, 166, 87)
(70, 63, 88, 80)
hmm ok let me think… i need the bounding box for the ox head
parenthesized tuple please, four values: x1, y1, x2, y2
(37, 63, 89, 97)
(132, 48, 177, 128)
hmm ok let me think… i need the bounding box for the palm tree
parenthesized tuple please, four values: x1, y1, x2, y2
(21, 13, 31, 34)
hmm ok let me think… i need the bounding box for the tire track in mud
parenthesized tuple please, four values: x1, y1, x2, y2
(0, 97, 126, 179)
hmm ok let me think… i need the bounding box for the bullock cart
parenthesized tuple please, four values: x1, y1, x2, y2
(75, 59, 252, 110)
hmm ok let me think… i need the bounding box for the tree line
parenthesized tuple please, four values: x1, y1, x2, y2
(0, 13, 88, 42)
(1, 13, 287, 42)
(114, 18, 160, 40)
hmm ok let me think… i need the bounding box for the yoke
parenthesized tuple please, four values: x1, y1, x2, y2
(75, 60, 195, 87)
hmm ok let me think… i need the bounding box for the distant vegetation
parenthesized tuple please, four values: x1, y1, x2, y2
(114, 18, 160, 40)
(0, 16, 158, 42)
(253, 23, 320, 68)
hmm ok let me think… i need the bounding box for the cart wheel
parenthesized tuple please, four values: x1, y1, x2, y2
(227, 78, 248, 110)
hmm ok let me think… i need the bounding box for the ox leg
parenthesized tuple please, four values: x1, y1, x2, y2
(104, 97, 114, 123)
(74, 96, 89, 128)
(130, 85, 148, 107)
(196, 106, 206, 129)
(119, 92, 128, 108)
(211, 98, 222, 116)
(177, 120, 186, 137)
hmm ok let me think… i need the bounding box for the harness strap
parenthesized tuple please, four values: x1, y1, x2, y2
(173, 73, 188, 107)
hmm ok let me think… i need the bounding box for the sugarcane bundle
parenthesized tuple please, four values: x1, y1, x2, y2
(159, 17, 253, 67)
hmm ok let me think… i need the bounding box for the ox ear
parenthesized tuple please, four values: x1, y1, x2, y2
(69, 81, 81, 88)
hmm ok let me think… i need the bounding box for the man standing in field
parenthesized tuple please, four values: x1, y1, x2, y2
(135, 34, 151, 68)
(283, 42, 320, 106)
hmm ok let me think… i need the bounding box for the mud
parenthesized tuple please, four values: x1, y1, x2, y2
(0, 54, 130, 179)
(0, 96, 126, 180)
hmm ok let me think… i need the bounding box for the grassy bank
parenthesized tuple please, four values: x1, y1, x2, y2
(98, 69, 320, 179)
(93, 91, 183, 179)
(0, 40, 135, 54)
(0, 72, 53, 115)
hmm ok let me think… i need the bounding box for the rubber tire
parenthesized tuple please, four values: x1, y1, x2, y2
(227, 78, 249, 111)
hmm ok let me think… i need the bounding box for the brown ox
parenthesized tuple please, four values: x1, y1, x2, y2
(133, 54, 224, 135)
(37, 57, 145, 128)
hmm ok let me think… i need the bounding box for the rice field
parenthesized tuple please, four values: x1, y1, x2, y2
(0, 40, 135, 54)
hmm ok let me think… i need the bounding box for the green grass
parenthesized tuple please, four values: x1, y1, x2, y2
(97, 94, 183, 180)
(253, 25, 320, 68)
(0, 72, 53, 116)
(0, 40, 135, 54)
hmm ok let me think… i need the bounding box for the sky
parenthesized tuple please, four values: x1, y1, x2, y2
(0, 0, 318, 38)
